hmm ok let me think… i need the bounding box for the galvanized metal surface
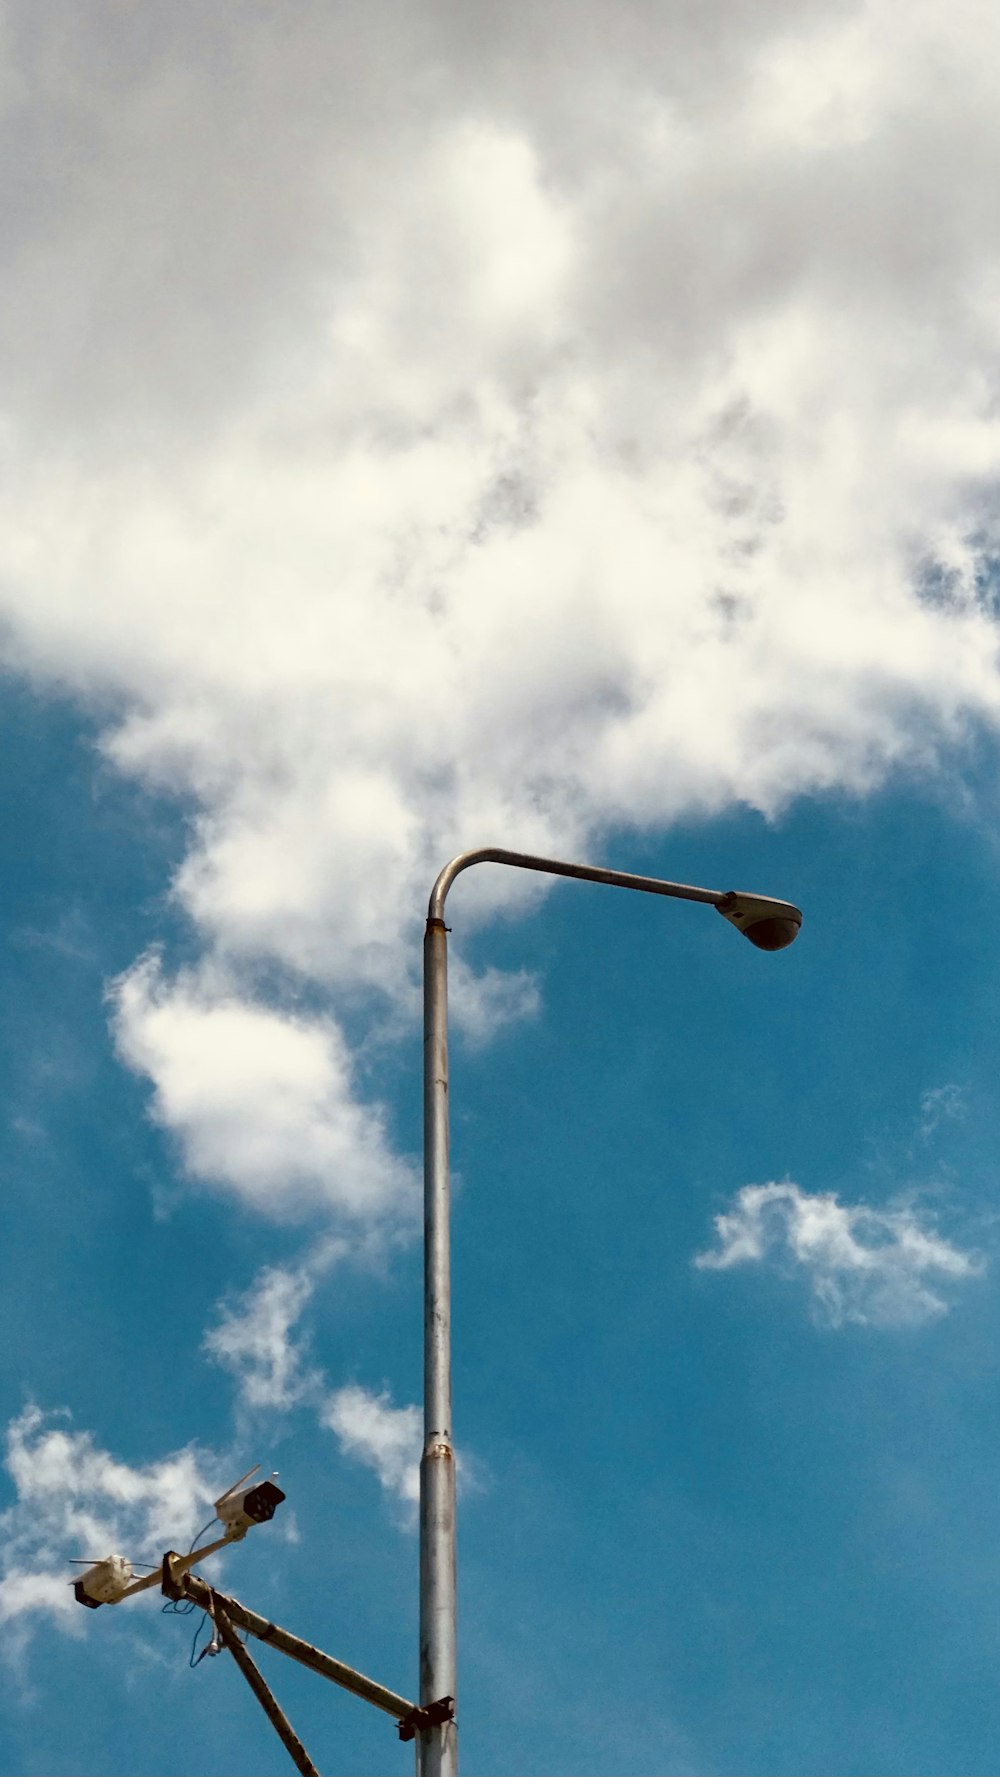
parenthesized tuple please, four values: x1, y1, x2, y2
(427, 847, 727, 922)
(211, 1596, 321, 1777)
(420, 915, 458, 1777)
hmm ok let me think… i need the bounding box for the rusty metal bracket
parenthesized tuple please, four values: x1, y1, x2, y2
(160, 1551, 187, 1603)
(396, 1696, 456, 1742)
(161, 1560, 415, 1725)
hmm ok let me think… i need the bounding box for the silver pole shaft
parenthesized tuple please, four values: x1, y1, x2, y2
(419, 915, 457, 1777)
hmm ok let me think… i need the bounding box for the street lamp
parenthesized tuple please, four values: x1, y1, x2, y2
(419, 847, 802, 1777)
(65, 845, 799, 1776)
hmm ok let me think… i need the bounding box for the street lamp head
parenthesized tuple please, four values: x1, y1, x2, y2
(715, 890, 802, 951)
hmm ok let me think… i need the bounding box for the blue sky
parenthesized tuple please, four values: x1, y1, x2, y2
(4, 691, 1000, 1776)
(4, 4, 1000, 1775)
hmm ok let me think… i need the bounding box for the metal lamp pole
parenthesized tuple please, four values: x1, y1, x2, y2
(418, 847, 802, 1777)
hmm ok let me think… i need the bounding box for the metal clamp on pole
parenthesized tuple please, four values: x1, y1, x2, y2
(397, 1697, 456, 1743)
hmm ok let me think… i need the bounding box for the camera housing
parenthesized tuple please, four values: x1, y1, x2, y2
(72, 1554, 135, 1610)
(216, 1470, 286, 1541)
(69, 1461, 286, 1610)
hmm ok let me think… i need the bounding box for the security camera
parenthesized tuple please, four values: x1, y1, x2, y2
(715, 891, 802, 951)
(215, 1466, 286, 1541)
(69, 1462, 286, 1615)
(71, 1553, 135, 1610)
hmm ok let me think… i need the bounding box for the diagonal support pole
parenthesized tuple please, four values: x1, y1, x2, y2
(161, 1557, 429, 1736)
(211, 1595, 320, 1777)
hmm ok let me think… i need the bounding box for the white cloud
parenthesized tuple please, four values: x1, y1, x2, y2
(0, 1406, 218, 1638)
(919, 1082, 968, 1139)
(204, 1257, 332, 1414)
(695, 1181, 983, 1327)
(446, 956, 541, 1049)
(9, 6, 998, 1601)
(0, 2, 999, 1232)
(109, 955, 418, 1226)
(204, 1269, 432, 1518)
(321, 1386, 421, 1511)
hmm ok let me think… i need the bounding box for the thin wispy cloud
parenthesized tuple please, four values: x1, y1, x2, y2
(919, 1083, 968, 1140)
(205, 1254, 425, 1511)
(695, 1181, 983, 1328)
(204, 1261, 327, 1415)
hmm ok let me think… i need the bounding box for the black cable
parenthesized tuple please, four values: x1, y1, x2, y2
(189, 1611, 214, 1667)
(188, 1516, 220, 1555)
(162, 1595, 197, 1617)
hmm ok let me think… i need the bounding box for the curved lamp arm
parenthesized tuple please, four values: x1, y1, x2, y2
(429, 845, 801, 950)
(429, 846, 721, 919)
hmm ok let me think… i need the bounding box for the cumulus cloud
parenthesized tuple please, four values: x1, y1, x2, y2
(108, 955, 418, 1226)
(695, 1181, 983, 1327)
(1, 3, 1000, 1231)
(0, 1406, 218, 1639)
(321, 1387, 421, 1511)
(7, 3, 999, 1629)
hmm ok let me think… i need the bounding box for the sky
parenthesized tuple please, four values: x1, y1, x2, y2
(3, 1, 1000, 1772)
